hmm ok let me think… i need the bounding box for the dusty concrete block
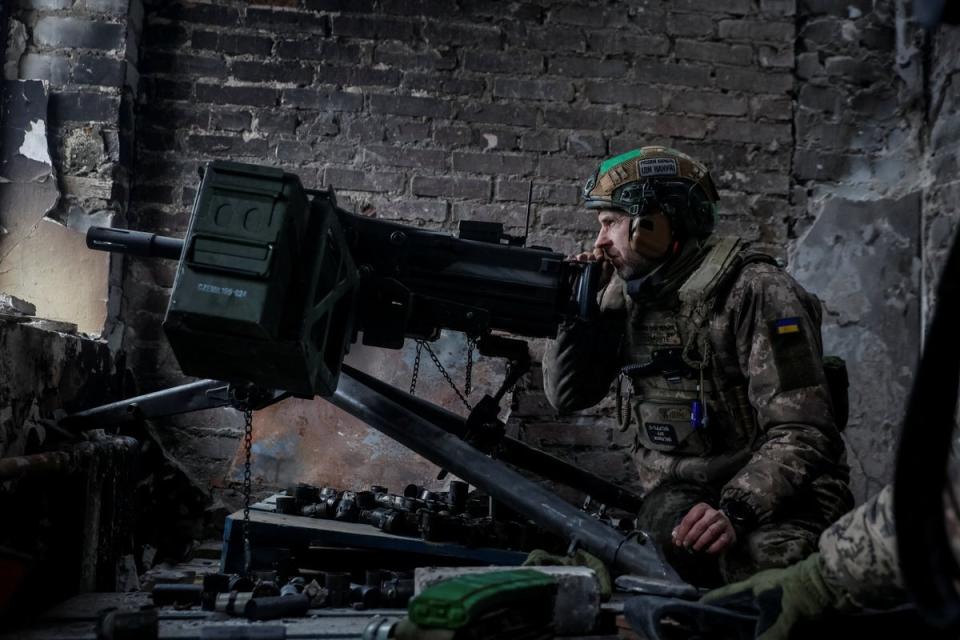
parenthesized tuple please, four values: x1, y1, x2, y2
(414, 565, 600, 636)
(0, 294, 37, 316)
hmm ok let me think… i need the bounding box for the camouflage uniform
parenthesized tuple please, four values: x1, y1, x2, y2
(543, 236, 854, 585)
(817, 484, 905, 610)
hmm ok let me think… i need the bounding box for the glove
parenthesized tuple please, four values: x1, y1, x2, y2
(701, 553, 846, 640)
(523, 548, 612, 600)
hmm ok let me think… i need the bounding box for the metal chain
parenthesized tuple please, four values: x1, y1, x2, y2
(409, 341, 423, 394)
(464, 339, 475, 397)
(413, 339, 472, 411)
(242, 408, 253, 576)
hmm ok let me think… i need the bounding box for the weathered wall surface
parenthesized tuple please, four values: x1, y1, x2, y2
(9, 0, 947, 513)
(124, 0, 803, 501)
(4, 0, 144, 341)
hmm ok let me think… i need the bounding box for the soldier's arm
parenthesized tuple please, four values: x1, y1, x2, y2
(818, 484, 905, 610)
(719, 263, 848, 523)
(542, 280, 625, 413)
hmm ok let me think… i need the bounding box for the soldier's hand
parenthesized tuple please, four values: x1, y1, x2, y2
(701, 553, 842, 640)
(672, 502, 736, 554)
(568, 248, 614, 290)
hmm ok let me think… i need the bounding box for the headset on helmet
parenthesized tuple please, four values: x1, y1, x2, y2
(583, 146, 720, 239)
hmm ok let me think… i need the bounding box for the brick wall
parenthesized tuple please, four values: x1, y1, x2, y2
(101, 0, 957, 509)
(122, 0, 806, 502)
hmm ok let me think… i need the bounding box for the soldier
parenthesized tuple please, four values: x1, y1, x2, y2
(542, 146, 853, 586)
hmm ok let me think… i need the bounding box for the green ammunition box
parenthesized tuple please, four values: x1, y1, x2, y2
(163, 161, 357, 396)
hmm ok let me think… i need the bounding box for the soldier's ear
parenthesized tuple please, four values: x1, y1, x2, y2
(630, 211, 672, 259)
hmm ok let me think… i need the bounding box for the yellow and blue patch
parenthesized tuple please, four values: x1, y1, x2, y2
(774, 317, 802, 335)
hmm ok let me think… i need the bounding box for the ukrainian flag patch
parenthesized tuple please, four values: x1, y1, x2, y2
(775, 317, 801, 335)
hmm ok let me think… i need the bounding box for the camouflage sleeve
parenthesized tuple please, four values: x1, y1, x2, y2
(720, 264, 847, 521)
(541, 280, 625, 413)
(818, 484, 905, 610)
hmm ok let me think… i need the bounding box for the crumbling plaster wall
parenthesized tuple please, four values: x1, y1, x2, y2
(3, 0, 144, 340)
(66, 0, 954, 511)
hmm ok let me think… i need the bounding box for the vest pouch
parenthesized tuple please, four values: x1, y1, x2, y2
(633, 399, 712, 455)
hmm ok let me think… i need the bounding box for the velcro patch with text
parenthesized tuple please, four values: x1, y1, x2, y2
(638, 157, 678, 177)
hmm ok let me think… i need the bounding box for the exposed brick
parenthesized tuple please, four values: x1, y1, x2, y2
(537, 156, 585, 180)
(566, 131, 607, 157)
(192, 30, 274, 56)
(383, 117, 432, 143)
(543, 106, 622, 131)
(365, 198, 448, 223)
(141, 53, 227, 77)
(712, 119, 792, 144)
(452, 152, 536, 176)
(759, 45, 793, 69)
(312, 143, 357, 165)
(520, 130, 561, 152)
(718, 19, 795, 42)
(460, 0, 544, 21)
(549, 4, 625, 29)
(496, 181, 578, 205)
(824, 56, 887, 86)
(230, 61, 314, 85)
(370, 94, 453, 118)
(493, 78, 574, 102)
(760, 0, 796, 16)
(297, 113, 340, 137)
(464, 50, 543, 75)
(331, 14, 415, 40)
(34, 17, 125, 51)
(459, 103, 538, 127)
(315, 65, 401, 87)
(19, 53, 71, 85)
(144, 23, 191, 50)
(634, 60, 712, 87)
(245, 7, 329, 31)
(799, 0, 871, 16)
(629, 113, 707, 139)
(412, 175, 490, 199)
(750, 95, 793, 121)
(796, 52, 825, 80)
(184, 134, 270, 157)
(373, 43, 457, 71)
(197, 84, 279, 107)
(325, 167, 404, 193)
(714, 67, 794, 93)
(435, 124, 473, 147)
(504, 24, 586, 53)
(585, 82, 660, 109)
(665, 12, 716, 37)
(798, 85, 844, 112)
(422, 21, 502, 49)
(210, 109, 253, 132)
(469, 127, 520, 151)
(282, 88, 363, 111)
(303, 0, 375, 11)
(140, 103, 209, 130)
(667, 89, 748, 116)
(451, 202, 528, 228)
(379, 0, 458, 15)
(274, 140, 316, 163)
(276, 38, 366, 63)
(152, 3, 241, 26)
(255, 110, 299, 135)
(675, 39, 753, 66)
(49, 92, 119, 123)
(548, 56, 628, 78)
(585, 32, 670, 56)
(362, 145, 448, 170)
(792, 149, 851, 180)
(403, 74, 486, 96)
(539, 207, 597, 231)
(671, 0, 752, 14)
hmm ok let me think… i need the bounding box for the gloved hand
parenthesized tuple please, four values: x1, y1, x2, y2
(701, 553, 847, 640)
(523, 548, 612, 600)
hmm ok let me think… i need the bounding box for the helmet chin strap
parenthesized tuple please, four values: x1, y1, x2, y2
(630, 211, 674, 260)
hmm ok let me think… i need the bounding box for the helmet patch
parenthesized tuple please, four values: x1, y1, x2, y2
(638, 157, 678, 177)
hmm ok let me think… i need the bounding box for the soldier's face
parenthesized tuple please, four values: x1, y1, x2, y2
(594, 210, 663, 279)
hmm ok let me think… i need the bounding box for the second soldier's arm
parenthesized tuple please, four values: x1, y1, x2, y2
(718, 263, 849, 525)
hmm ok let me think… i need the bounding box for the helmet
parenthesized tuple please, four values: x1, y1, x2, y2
(582, 146, 720, 239)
